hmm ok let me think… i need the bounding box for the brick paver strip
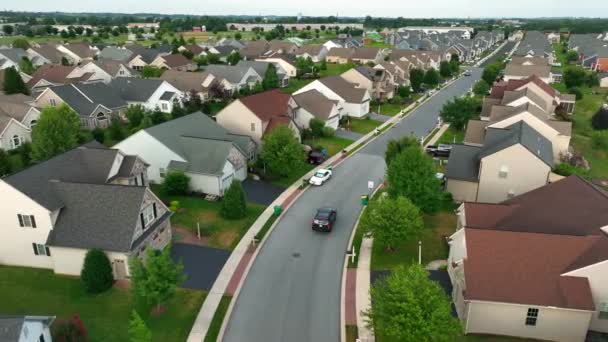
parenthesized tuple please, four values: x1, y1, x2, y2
(225, 251, 254, 296)
(345, 268, 357, 325)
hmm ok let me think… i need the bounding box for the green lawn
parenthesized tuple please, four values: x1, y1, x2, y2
(203, 295, 232, 342)
(281, 78, 314, 94)
(303, 136, 354, 156)
(342, 118, 383, 135)
(0, 266, 205, 342)
(270, 163, 316, 187)
(371, 211, 456, 271)
(568, 87, 608, 179)
(378, 333, 537, 342)
(152, 185, 265, 250)
(319, 63, 356, 78)
(364, 41, 392, 49)
(376, 103, 403, 116)
(437, 127, 466, 145)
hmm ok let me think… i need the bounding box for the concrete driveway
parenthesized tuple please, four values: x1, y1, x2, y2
(242, 179, 286, 206)
(223, 67, 483, 342)
(171, 243, 230, 291)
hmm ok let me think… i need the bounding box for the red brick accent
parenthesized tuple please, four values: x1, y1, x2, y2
(345, 268, 357, 325)
(225, 251, 254, 295)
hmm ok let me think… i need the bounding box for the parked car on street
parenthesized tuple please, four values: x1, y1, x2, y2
(425, 144, 452, 158)
(312, 207, 337, 232)
(309, 169, 332, 186)
(464, 70, 472, 76)
(308, 150, 327, 165)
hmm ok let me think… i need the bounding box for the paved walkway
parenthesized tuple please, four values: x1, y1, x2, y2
(424, 123, 450, 148)
(335, 129, 364, 141)
(355, 237, 375, 342)
(172, 243, 231, 290)
(369, 112, 392, 122)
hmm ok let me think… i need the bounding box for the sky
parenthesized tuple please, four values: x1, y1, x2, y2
(2, 0, 607, 18)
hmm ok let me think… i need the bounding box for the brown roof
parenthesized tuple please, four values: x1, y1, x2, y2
(30, 44, 65, 64)
(63, 43, 97, 59)
(352, 47, 381, 60)
(318, 76, 368, 103)
(296, 45, 325, 56)
(510, 56, 550, 66)
(87, 60, 131, 76)
(26, 64, 77, 88)
(160, 69, 205, 92)
(183, 44, 204, 55)
(161, 54, 192, 68)
(464, 228, 596, 311)
(501, 87, 552, 113)
(240, 40, 270, 58)
(326, 47, 354, 59)
(480, 97, 501, 118)
(463, 120, 489, 145)
(293, 89, 339, 121)
(239, 89, 292, 123)
(490, 75, 557, 99)
(505, 64, 551, 79)
(268, 41, 297, 54)
(464, 176, 608, 237)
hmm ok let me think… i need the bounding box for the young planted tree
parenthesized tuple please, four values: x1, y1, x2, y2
(129, 311, 152, 342)
(0, 149, 12, 176)
(563, 67, 587, 88)
(260, 125, 306, 178)
(481, 62, 502, 85)
(262, 63, 280, 90)
(409, 68, 425, 92)
(141, 66, 164, 78)
(423, 68, 440, 88)
(472, 79, 490, 96)
(365, 264, 462, 341)
(360, 196, 423, 251)
(592, 106, 608, 130)
(80, 249, 114, 294)
(387, 147, 442, 213)
(129, 246, 186, 313)
(221, 180, 247, 219)
(162, 171, 190, 195)
(126, 105, 146, 128)
(309, 118, 325, 137)
(108, 117, 126, 142)
(449, 53, 460, 73)
(3, 66, 29, 95)
(397, 85, 411, 98)
(385, 136, 419, 166)
(226, 51, 242, 66)
(439, 96, 481, 131)
(439, 61, 452, 78)
(31, 105, 81, 161)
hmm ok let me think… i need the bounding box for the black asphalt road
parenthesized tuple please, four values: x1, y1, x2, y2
(171, 243, 230, 290)
(222, 67, 483, 342)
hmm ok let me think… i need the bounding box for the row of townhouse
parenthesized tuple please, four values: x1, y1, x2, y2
(446, 75, 575, 204)
(503, 55, 563, 84)
(568, 32, 608, 72)
(514, 30, 556, 64)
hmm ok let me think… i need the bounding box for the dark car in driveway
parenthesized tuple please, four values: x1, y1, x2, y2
(425, 144, 452, 158)
(308, 150, 327, 165)
(312, 207, 337, 232)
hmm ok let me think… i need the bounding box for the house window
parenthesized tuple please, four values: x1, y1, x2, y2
(32, 243, 50, 256)
(11, 135, 22, 149)
(161, 102, 168, 111)
(18, 214, 37, 228)
(49, 98, 57, 107)
(30, 120, 37, 127)
(499, 165, 509, 178)
(141, 203, 157, 228)
(525, 308, 539, 326)
(600, 303, 608, 320)
(250, 123, 255, 132)
(96, 112, 107, 122)
(159, 168, 167, 178)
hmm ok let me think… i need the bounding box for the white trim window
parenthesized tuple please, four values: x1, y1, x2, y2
(49, 98, 57, 107)
(18, 214, 37, 228)
(141, 204, 157, 227)
(11, 135, 22, 149)
(159, 168, 167, 178)
(525, 307, 539, 326)
(32, 243, 50, 256)
(161, 102, 168, 111)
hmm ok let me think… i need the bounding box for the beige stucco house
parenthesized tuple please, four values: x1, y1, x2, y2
(447, 176, 608, 341)
(0, 143, 171, 279)
(446, 121, 553, 203)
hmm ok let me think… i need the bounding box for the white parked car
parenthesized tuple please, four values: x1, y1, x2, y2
(309, 169, 332, 186)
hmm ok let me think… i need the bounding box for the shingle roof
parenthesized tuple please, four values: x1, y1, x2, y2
(110, 78, 164, 102)
(0, 48, 28, 64)
(296, 44, 325, 56)
(326, 47, 354, 59)
(463, 120, 489, 145)
(203, 64, 256, 84)
(161, 69, 205, 92)
(480, 121, 554, 167)
(445, 144, 482, 181)
(464, 228, 596, 311)
(30, 44, 65, 64)
(62, 43, 97, 59)
(98, 46, 134, 62)
(48, 82, 127, 116)
(319, 76, 368, 103)
(26, 64, 77, 88)
(293, 89, 339, 121)
(0, 317, 23, 342)
(504, 64, 551, 78)
(160, 53, 192, 68)
(167, 136, 233, 175)
(239, 89, 292, 122)
(352, 47, 381, 60)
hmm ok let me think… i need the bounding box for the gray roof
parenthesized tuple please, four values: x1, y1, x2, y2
(110, 78, 164, 102)
(0, 317, 23, 342)
(319, 76, 368, 103)
(293, 89, 339, 120)
(49, 82, 127, 116)
(0, 48, 28, 64)
(126, 44, 163, 64)
(45, 181, 153, 252)
(203, 64, 257, 84)
(447, 121, 553, 181)
(143, 112, 253, 174)
(236, 60, 285, 78)
(98, 46, 134, 62)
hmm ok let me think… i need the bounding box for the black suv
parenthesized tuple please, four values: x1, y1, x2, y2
(312, 208, 337, 232)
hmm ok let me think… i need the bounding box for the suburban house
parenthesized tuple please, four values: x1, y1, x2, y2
(70, 60, 135, 84)
(98, 46, 136, 62)
(295, 45, 329, 62)
(240, 40, 271, 60)
(514, 31, 554, 64)
(351, 47, 384, 65)
(489, 75, 576, 114)
(503, 63, 554, 84)
(26, 64, 97, 92)
(0, 94, 40, 151)
(160, 69, 208, 100)
(255, 55, 298, 78)
(601, 73, 608, 88)
(125, 45, 168, 71)
(326, 48, 355, 64)
(0, 143, 171, 279)
(292, 89, 341, 130)
(208, 45, 240, 63)
(294, 76, 371, 118)
(341, 66, 396, 100)
(447, 176, 608, 341)
(0, 48, 28, 70)
(177, 44, 206, 57)
(150, 53, 197, 71)
(569, 33, 608, 72)
(33, 82, 128, 129)
(324, 37, 364, 50)
(114, 113, 256, 196)
(389, 50, 443, 71)
(0, 316, 55, 342)
(200, 64, 263, 96)
(216, 89, 300, 145)
(110, 78, 183, 113)
(55, 43, 99, 65)
(27, 43, 69, 65)
(446, 121, 553, 203)
(267, 40, 298, 55)
(236, 60, 290, 87)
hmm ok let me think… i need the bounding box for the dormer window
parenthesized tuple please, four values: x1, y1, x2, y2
(11, 135, 22, 149)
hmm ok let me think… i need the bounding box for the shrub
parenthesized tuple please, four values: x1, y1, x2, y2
(568, 87, 583, 100)
(221, 181, 247, 219)
(0, 149, 11, 176)
(52, 315, 89, 342)
(322, 126, 335, 137)
(591, 107, 608, 130)
(169, 200, 180, 212)
(108, 117, 126, 141)
(553, 163, 589, 177)
(81, 249, 114, 294)
(162, 171, 190, 195)
(591, 130, 608, 150)
(309, 118, 325, 137)
(92, 128, 105, 143)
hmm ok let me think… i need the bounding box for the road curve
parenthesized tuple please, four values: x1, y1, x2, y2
(222, 64, 489, 342)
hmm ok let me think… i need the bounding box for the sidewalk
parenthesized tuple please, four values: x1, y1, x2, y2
(355, 237, 375, 342)
(424, 123, 450, 148)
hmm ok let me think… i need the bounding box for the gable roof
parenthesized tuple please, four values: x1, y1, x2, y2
(29, 44, 66, 64)
(86, 59, 132, 76)
(160, 53, 192, 68)
(464, 228, 596, 311)
(293, 89, 339, 121)
(62, 43, 97, 59)
(352, 47, 381, 60)
(0, 48, 28, 64)
(326, 47, 354, 59)
(98, 46, 134, 62)
(490, 75, 557, 99)
(504, 64, 551, 78)
(203, 64, 257, 84)
(26, 64, 78, 88)
(47, 82, 127, 116)
(296, 44, 325, 56)
(110, 78, 164, 102)
(239, 89, 291, 122)
(480, 121, 554, 167)
(0, 316, 54, 342)
(318, 76, 369, 103)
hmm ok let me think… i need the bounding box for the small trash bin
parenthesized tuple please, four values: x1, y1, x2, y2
(361, 195, 369, 205)
(273, 205, 283, 216)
